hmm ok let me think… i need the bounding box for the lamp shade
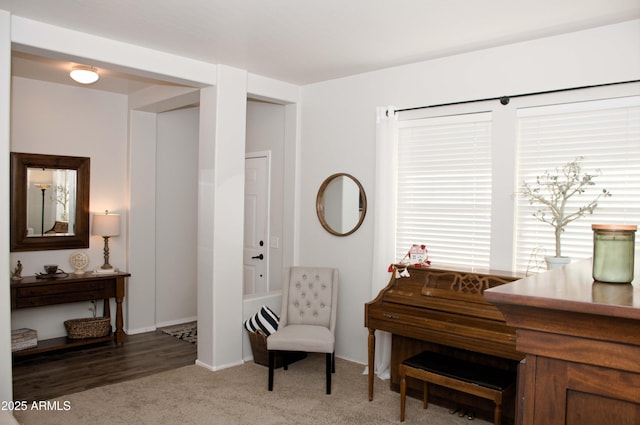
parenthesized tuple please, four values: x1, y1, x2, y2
(92, 211, 121, 237)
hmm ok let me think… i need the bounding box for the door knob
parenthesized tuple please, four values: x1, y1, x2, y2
(251, 254, 264, 260)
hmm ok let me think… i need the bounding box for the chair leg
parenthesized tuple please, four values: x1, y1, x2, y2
(268, 350, 275, 391)
(325, 352, 332, 394)
(332, 352, 336, 373)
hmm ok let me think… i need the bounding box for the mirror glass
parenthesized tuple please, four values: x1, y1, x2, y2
(11, 152, 90, 252)
(27, 167, 77, 236)
(316, 173, 366, 236)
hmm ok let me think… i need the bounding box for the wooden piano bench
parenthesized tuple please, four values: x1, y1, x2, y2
(399, 351, 515, 425)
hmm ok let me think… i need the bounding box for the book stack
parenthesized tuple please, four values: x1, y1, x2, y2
(11, 328, 37, 352)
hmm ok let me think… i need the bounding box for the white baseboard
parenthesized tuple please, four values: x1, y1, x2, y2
(211, 359, 244, 371)
(156, 316, 197, 329)
(195, 358, 243, 372)
(195, 359, 214, 371)
(127, 317, 197, 335)
(126, 325, 157, 335)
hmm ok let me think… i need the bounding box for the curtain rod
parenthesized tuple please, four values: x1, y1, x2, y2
(393, 79, 640, 114)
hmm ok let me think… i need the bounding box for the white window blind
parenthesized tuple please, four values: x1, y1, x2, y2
(515, 96, 640, 273)
(396, 112, 492, 268)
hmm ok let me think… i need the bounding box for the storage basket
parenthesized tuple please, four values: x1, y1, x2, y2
(64, 317, 112, 339)
(11, 328, 37, 352)
(248, 329, 275, 367)
(247, 330, 306, 368)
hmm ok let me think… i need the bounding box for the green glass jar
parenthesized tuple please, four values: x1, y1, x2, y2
(592, 224, 637, 283)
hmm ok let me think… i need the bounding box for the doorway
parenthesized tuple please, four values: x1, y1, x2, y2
(243, 99, 287, 294)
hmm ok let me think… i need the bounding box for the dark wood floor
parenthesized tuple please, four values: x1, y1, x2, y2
(12, 329, 197, 402)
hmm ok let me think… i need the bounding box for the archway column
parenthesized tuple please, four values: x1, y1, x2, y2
(197, 65, 247, 370)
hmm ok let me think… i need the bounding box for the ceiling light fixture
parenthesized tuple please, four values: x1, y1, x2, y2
(69, 65, 99, 84)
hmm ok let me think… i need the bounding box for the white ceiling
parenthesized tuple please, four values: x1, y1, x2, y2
(3, 0, 640, 92)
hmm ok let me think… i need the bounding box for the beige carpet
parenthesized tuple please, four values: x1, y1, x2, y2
(14, 354, 491, 425)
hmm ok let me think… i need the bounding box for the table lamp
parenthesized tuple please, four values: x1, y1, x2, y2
(92, 210, 120, 273)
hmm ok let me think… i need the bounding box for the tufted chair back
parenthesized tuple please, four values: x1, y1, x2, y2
(281, 267, 337, 330)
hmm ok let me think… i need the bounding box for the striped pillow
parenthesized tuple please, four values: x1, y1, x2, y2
(244, 305, 279, 336)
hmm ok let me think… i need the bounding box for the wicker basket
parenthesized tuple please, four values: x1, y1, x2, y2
(64, 317, 112, 339)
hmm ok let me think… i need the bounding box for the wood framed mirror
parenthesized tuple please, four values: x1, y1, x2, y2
(316, 173, 367, 237)
(10, 152, 90, 252)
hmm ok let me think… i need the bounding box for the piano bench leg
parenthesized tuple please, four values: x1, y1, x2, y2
(493, 402, 502, 425)
(423, 381, 429, 409)
(400, 366, 407, 422)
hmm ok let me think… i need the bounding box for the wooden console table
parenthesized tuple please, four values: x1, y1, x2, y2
(10, 272, 130, 356)
(484, 260, 640, 425)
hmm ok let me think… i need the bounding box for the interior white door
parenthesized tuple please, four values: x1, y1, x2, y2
(243, 154, 270, 295)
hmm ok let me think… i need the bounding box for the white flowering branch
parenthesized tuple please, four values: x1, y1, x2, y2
(521, 156, 611, 258)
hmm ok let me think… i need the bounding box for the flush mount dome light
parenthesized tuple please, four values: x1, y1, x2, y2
(69, 65, 99, 84)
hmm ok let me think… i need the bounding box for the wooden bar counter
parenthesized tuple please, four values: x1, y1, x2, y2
(484, 259, 640, 425)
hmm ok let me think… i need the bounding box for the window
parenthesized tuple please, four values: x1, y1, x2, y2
(515, 96, 640, 272)
(396, 112, 492, 268)
(392, 83, 640, 273)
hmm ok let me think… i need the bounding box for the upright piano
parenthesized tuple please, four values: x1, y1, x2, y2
(365, 264, 524, 420)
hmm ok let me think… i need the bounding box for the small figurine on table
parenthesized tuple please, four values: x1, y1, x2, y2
(11, 260, 23, 281)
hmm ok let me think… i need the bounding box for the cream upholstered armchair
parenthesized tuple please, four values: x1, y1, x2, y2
(267, 266, 339, 394)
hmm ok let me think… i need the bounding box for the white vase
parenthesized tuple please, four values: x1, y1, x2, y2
(545, 256, 571, 270)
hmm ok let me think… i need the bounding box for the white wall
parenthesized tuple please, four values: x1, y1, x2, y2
(127, 110, 158, 333)
(298, 20, 640, 364)
(0, 9, 13, 405)
(127, 94, 199, 335)
(155, 107, 199, 326)
(10, 77, 129, 338)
